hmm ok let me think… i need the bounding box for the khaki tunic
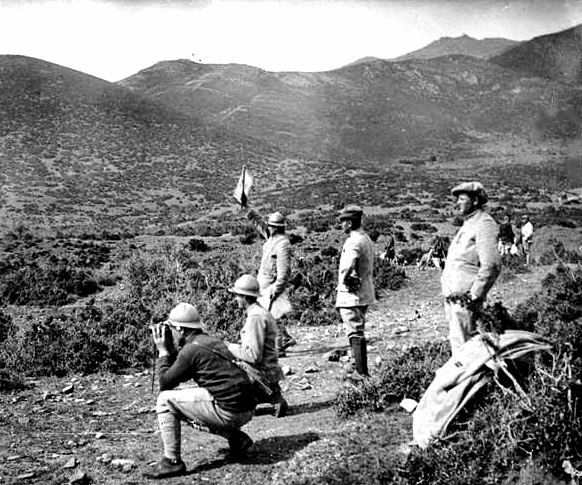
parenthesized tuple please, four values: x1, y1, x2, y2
(441, 209, 501, 300)
(336, 228, 376, 308)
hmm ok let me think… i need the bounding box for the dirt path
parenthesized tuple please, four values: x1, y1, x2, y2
(0, 265, 548, 484)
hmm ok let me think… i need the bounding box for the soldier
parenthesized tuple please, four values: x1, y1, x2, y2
(336, 205, 375, 376)
(520, 214, 534, 265)
(247, 210, 296, 355)
(147, 303, 256, 479)
(227, 274, 289, 418)
(441, 182, 501, 356)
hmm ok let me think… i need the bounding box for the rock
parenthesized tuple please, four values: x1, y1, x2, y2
(61, 384, 74, 394)
(69, 470, 89, 484)
(394, 326, 410, 335)
(339, 355, 351, 363)
(85, 399, 95, 405)
(281, 365, 293, 376)
(111, 459, 135, 471)
(63, 457, 77, 469)
(399, 398, 418, 413)
(16, 472, 35, 479)
(96, 453, 112, 464)
(374, 356, 382, 365)
(95, 432, 105, 439)
(304, 365, 319, 373)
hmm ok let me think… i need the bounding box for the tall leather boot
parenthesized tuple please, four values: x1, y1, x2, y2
(350, 336, 368, 376)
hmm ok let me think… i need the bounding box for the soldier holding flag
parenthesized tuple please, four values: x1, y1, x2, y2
(233, 166, 297, 356)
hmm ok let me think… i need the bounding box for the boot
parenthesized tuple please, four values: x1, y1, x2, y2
(350, 336, 368, 376)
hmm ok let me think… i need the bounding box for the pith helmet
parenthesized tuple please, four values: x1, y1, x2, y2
(451, 181, 488, 205)
(229, 274, 261, 298)
(267, 211, 286, 227)
(338, 205, 364, 221)
(166, 302, 202, 329)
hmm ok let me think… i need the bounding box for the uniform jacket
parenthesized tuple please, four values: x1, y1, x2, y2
(228, 303, 283, 384)
(441, 209, 501, 300)
(253, 219, 292, 297)
(521, 221, 533, 243)
(157, 333, 256, 413)
(336, 227, 376, 308)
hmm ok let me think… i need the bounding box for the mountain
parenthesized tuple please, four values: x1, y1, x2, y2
(119, 52, 579, 162)
(0, 55, 281, 232)
(490, 24, 582, 83)
(391, 35, 519, 61)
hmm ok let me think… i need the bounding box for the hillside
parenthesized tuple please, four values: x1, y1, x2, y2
(491, 23, 582, 83)
(0, 56, 282, 233)
(119, 52, 577, 163)
(391, 34, 519, 61)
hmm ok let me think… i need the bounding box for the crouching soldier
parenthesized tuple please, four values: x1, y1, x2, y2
(227, 274, 289, 418)
(145, 302, 257, 479)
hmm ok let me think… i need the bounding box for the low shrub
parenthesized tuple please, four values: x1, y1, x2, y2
(336, 340, 450, 417)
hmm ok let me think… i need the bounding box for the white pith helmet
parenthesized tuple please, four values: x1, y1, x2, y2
(165, 302, 202, 329)
(228, 274, 261, 298)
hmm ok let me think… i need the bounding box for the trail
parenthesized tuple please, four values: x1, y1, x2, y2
(0, 265, 548, 484)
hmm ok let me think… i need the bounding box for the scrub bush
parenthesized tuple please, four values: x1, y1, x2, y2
(396, 264, 582, 484)
(336, 340, 450, 417)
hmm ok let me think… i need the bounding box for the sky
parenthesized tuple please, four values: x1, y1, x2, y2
(0, 0, 581, 82)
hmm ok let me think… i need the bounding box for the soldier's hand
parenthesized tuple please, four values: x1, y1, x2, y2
(247, 210, 260, 221)
(344, 275, 361, 293)
(151, 323, 170, 356)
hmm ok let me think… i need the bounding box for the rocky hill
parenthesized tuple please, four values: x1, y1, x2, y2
(490, 23, 582, 83)
(391, 34, 519, 61)
(119, 48, 579, 161)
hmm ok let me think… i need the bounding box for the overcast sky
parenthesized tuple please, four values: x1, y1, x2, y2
(1, 0, 581, 82)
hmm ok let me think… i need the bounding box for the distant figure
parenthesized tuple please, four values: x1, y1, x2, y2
(418, 235, 448, 270)
(441, 182, 501, 356)
(336, 205, 375, 376)
(520, 214, 534, 265)
(497, 214, 515, 255)
(379, 231, 396, 264)
(227, 274, 288, 418)
(247, 210, 296, 355)
(147, 303, 256, 479)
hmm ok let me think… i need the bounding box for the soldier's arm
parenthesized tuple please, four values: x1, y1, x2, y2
(271, 239, 292, 297)
(247, 210, 270, 240)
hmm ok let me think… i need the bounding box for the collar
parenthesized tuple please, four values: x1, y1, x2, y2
(460, 208, 482, 222)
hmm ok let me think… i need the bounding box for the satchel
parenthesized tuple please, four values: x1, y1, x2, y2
(235, 359, 274, 403)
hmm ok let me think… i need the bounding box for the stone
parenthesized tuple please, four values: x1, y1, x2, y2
(63, 457, 77, 469)
(111, 459, 135, 471)
(61, 384, 74, 394)
(68, 470, 89, 484)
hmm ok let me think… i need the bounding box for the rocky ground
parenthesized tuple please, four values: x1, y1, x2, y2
(0, 265, 547, 484)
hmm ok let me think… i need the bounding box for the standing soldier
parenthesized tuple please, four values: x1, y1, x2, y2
(441, 182, 501, 356)
(247, 210, 296, 355)
(497, 214, 515, 255)
(520, 214, 534, 265)
(336, 205, 375, 376)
